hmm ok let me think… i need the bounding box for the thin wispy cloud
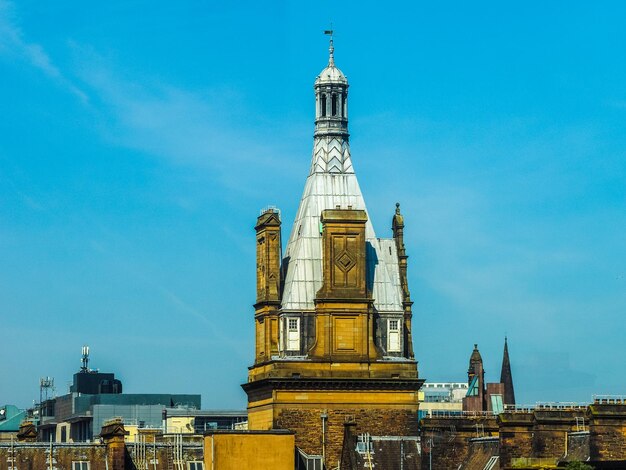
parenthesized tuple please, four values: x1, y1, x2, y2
(0, 1, 304, 190)
(0, 0, 87, 102)
(69, 46, 305, 191)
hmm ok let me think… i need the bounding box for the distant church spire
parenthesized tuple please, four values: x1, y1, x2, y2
(500, 337, 516, 405)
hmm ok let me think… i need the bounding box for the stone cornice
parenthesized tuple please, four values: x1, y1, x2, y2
(242, 376, 424, 394)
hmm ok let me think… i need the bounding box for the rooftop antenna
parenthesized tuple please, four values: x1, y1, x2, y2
(39, 376, 54, 405)
(81, 345, 90, 372)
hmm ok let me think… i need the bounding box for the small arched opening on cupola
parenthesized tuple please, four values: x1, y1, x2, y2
(331, 93, 337, 116)
(321, 93, 327, 117)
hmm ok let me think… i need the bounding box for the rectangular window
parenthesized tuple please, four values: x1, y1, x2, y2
(287, 317, 300, 351)
(72, 462, 90, 470)
(305, 456, 322, 470)
(188, 462, 204, 470)
(387, 319, 401, 352)
(356, 433, 373, 454)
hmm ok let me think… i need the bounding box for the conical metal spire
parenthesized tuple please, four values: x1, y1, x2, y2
(280, 37, 403, 316)
(500, 337, 516, 405)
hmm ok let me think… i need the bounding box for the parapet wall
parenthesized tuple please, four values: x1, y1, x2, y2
(420, 401, 626, 469)
(588, 401, 626, 462)
(0, 443, 107, 470)
(0, 419, 204, 470)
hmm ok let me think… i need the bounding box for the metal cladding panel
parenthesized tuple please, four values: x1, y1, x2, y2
(371, 239, 403, 310)
(281, 143, 404, 313)
(281, 55, 404, 314)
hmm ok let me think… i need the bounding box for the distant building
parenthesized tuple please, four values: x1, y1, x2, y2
(164, 409, 247, 434)
(462, 339, 515, 413)
(36, 348, 201, 443)
(418, 382, 468, 420)
(0, 405, 26, 441)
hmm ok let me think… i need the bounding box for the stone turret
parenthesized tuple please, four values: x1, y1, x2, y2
(463, 344, 486, 411)
(393, 203, 415, 358)
(254, 208, 282, 364)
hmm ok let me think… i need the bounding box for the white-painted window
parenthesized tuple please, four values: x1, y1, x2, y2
(72, 462, 90, 470)
(286, 317, 300, 351)
(387, 319, 401, 352)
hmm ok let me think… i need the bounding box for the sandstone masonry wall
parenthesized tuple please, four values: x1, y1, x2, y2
(277, 407, 418, 468)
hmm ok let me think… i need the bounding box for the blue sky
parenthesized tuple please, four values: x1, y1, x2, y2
(1, 1, 624, 409)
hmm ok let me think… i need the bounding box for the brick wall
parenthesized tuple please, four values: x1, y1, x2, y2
(420, 416, 498, 470)
(276, 407, 418, 467)
(497, 411, 534, 468)
(0, 440, 204, 470)
(531, 409, 584, 460)
(588, 403, 626, 461)
(0, 443, 108, 470)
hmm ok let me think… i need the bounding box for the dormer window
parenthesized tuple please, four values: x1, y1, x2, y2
(286, 317, 300, 351)
(387, 319, 401, 352)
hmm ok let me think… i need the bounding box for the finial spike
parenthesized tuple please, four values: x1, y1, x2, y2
(324, 26, 335, 66)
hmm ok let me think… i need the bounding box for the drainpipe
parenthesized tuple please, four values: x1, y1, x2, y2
(321, 411, 328, 466)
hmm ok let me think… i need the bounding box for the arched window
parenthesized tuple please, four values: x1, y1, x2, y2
(331, 94, 337, 116)
(321, 94, 327, 117)
(342, 94, 346, 118)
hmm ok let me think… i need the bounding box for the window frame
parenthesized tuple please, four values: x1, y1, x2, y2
(286, 317, 301, 351)
(387, 318, 401, 353)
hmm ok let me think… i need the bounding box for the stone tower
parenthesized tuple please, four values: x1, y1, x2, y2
(243, 37, 423, 467)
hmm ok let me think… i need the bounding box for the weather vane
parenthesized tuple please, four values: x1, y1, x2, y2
(324, 24, 334, 65)
(324, 23, 334, 40)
